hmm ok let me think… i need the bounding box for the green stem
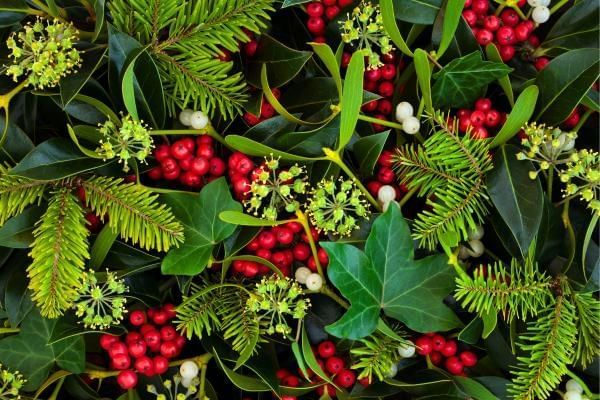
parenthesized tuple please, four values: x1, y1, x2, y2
(565, 370, 597, 399)
(547, 167, 554, 199)
(295, 211, 324, 278)
(511, 5, 527, 20)
(573, 108, 594, 132)
(0, 327, 20, 334)
(320, 285, 349, 309)
(357, 114, 403, 130)
(323, 148, 382, 211)
(549, 0, 570, 14)
(48, 377, 65, 400)
(561, 200, 576, 274)
(151, 126, 230, 149)
(399, 185, 418, 207)
(198, 363, 208, 399)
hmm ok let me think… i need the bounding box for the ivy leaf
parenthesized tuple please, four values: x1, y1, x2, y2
(161, 178, 242, 275)
(432, 52, 512, 108)
(0, 308, 85, 391)
(321, 203, 461, 339)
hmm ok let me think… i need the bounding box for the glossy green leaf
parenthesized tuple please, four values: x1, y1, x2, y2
(486, 145, 543, 256)
(0, 206, 43, 248)
(352, 130, 390, 176)
(489, 85, 539, 148)
(0, 116, 34, 163)
(381, 0, 413, 57)
(225, 135, 321, 161)
(453, 376, 498, 400)
(436, 0, 465, 58)
(485, 43, 514, 106)
(92, 0, 106, 42)
(276, 115, 340, 157)
(247, 35, 312, 88)
(0, 309, 85, 391)
(4, 265, 33, 327)
(301, 327, 337, 387)
(219, 210, 290, 227)
(414, 49, 433, 114)
(538, 0, 599, 57)
(393, 0, 442, 24)
(0, 0, 27, 27)
(281, 0, 312, 7)
(213, 350, 271, 392)
(481, 310, 497, 339)
(309, 43, 343, 96)
(60, 48, 107, 106)
(9, 138, 108, 181)
(321, 204, 460, 339)
(161, 178, 242, 275)
(535, 48, 600, 125)
(338, 51, 365, 149)
(88, 225, 119, 270)
(432, 52, 512, 108)
(458, 318, 482, 344)
(108, 24, 141, 106)
(582, 89, 600, 112)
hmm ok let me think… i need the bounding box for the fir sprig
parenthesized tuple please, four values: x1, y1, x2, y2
(572, 291, 600, 368)
(351, 328, 410, 382)
(28, 187, 90, 318)
(0, 169, 47, 224)
(393, 112, 493, 249)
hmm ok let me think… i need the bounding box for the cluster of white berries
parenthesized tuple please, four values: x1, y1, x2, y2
(395, 102, 420, 135)
(295, 267, 323, 291)
(563, 379, 589, 400)
(528, 0, 551, 24)
(385, 341, 416, 378)
(458, 225, 485, 260)
(179, 109, 210, 130)
(179, 360, 200, 388)
(377, 185, 397, 211)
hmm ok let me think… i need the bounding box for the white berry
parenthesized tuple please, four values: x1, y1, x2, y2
(395, 102, 414, 123)
(179, 109, 193, 126)
(295, 266, 311, 284)
(386, 362, 398, 378)
(566, 379, 584, 394)
(180, 361, 199, 379)
(466, 239, 485, 258)
(378, 185, 396, 204)
(398, 341, 416, 358)
(190, 111, 209, 130)
(538, 0, 550, 6)
(527, 0, 542, 6)
(564, 391, 582, 400)
(467, 225, 484, 241)
(458, 245, 471, 260)
(180, 376, 194, 388)
(532, 6, 550, 23)
(305, 273, 323, 291)
(562, 135, 576, 151)
(402, 116, 420, 135)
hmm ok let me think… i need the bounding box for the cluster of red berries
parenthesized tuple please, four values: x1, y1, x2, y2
(227, 151, 256, 201)
(98, 305, 186, 390)
(453, 97, 507, 139)
(562, 107, 582, 130)
(414, 333, 478, 376)
(366, 150, 407, 200)
(304, 0, 354, 42)
(275, 340, 357, 399)
(242, 29, 260, 58)
(148, 136, 227, 188)
(243, 89, 281, 126)
(353, 52, 405, 132)
(233, 222, 329, 278)
(463, 1, 539, 63)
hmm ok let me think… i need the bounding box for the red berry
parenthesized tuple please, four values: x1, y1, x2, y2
(292, 243, 311, 261)
(378, 150, 394, 167)
(534, 57, 550, 71)
(359, 377, 371, 387)
(231, 176, 250, 196)
(378, 81, 394, 97)
(306, 2, 324, 17)
(307, 257, 317, 271)
(415, 336, 433, 355)
(147, 166, 162, 180)
(209, 157, 226, 176)
(378, 99, 393, 115)
(128, 339, 147, 358)
(116, 370, 138, 390)
(276, 368, 291, 380)
(317, 248, 329, 266)
(196, 143, 214, 159)
(287, 221, 303, 233)
(445, 356, 464, 375)
(514, 23, 530, 42)
(160, 340, 179, 358)
(190, 157, 210, 175)
(459, 116, 472, 132)
(367, 180, 382, 197)
(217, 49, 232, 62)
(160, 326, 177, 342)
(170, 141, 191, 160)
(139, 323, 156, 335)
(143, 330, 161, 349)
(380, 64, 396, 80)
(258, 230, 277, 249)
(361, 100, 378, 113)
(528, 34, 540, 47)
(112, 353, 131, 370)
(476, 29, 494, 46)
(261, 102, 276, 119)
(174, 335, 186, 349)
(109, 342, 128, 358)
(372, 114, 388, 132)
(256, 248, 272, 261)
(154, 144, 171, 162)
(316, 383, 336, 397)
(365, 68, 382, 82)
(275, 227, 294, 245)
(485, 110, 502, 127)
(152, 310, 169, 325)
(235, 157, 254, 175)
(318, 340, 337, 358)
(440, 339, 458, 357)
(457, 108, 471, 119)
(180, 171, 202, 188)
(243, 261, 260, 278)
(341, 52, 351, 68)
(180, 137, 195, 151)
(161, 158, 180, 180)
(475, 98, 492, 112)
(153, 355, 169, 374)
(431, 334, 446, 351)
(282, 375, 300, 387)
(335, 369, 356, 388)
(377, 167, 395, 184)
(563, 109, 580, 128)
(244, 40, 258, 57)
(497, 45, 515, 62)
(469, 110, 486, 127)
(135, 355, 155, 377)
(325, 356, 345, 374)
(307, 17, 325, 34)
(471, 126, 489, 139)
(243, 112, 260, 126)
(430, 351, 443, 366)
(500, 9, 520, 27)
(463, 10, 477, 26)
(178, 156, 193, 171)
(100, 334, 119, 350)
(324, 5, 340, 20)
(483, 15, 501, 31)
(496, 26, 516, 46)
(459, 351, 478, 367)
(471, 0, 489, 14)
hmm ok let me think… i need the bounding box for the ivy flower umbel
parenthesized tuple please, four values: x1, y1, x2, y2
(4, 18, 81, 89)
(73, 269, 128, 330)
(339, 1, 394, 69)
(559, 149, 599, 214)
(96, 114, 154, 172)
(246, 276, 310, 337)
(147, 376, 201, 400)
(516, 123, 577, 179)
(307, 177, 370, 236)
(0, 363, 26, 400)
(245, 155, 308, 221)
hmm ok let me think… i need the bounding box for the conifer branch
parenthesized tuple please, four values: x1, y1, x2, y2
(509, 294, 578, 400)
(81, 176, 184, 252)
(28, 187, 90, 318)
(350, 328, 410, 382)
(219, 287, 263, 356)
(175, 283, 224, 339)
(572, 291, 600, 368)
(0, 169, 47, 224)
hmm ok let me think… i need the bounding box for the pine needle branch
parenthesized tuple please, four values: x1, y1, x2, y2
(0, 168, 47, 224)
(508, 293, 578, 400)
(393, 112, 493, 250)
(572, 291, 600, 368)
(350, 327, 410, 382)
(175, 283, 224, 339)
(81, 176, 184, 252)
(454, 259, 553, 322)
(220, 287, 264, 355)
(28, 187, 90, 318)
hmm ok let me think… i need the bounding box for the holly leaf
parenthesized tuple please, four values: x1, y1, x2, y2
(0, 308, 85, 390)
(432, 52, 512, 108)
(321, 203, 461, 339)
(161, 178, 242, 275)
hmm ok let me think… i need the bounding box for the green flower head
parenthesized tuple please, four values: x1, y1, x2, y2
(0, 363, 26, 399)
(4, 18, 81, 89)
(307, 177, 371, 236)
(96, 114, 154, 172)
(559, 149, 599, 214)
(73, 269, 128, 330)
